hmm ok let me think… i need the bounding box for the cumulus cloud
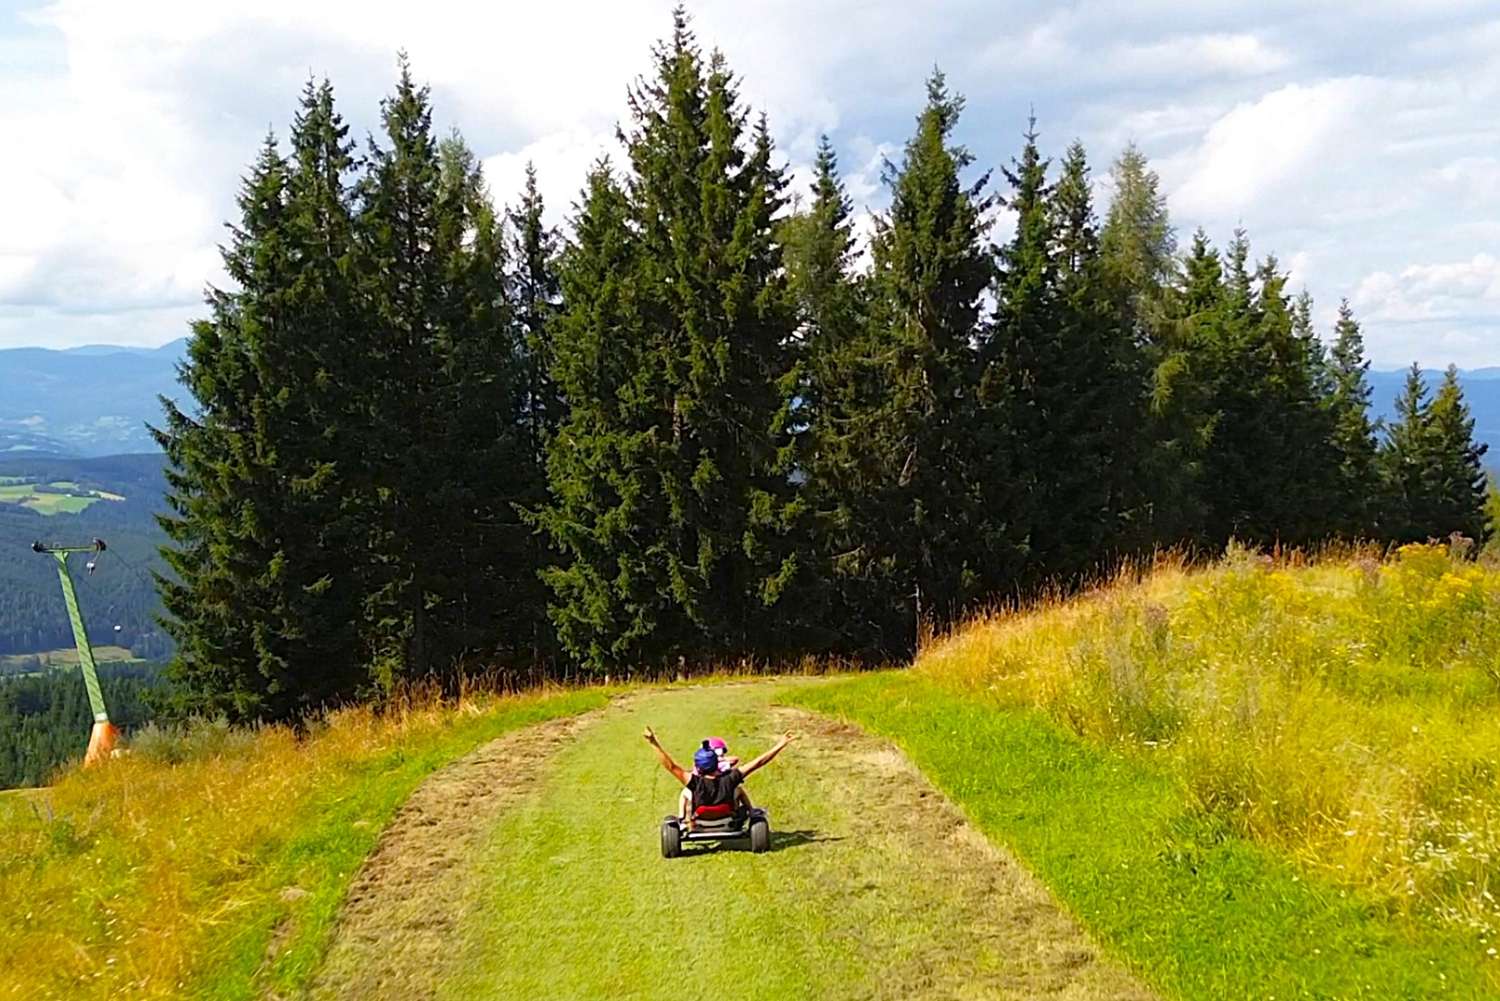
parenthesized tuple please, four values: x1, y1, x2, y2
(1, 0, 1498, 368)
(1166, 79, 1368, 219)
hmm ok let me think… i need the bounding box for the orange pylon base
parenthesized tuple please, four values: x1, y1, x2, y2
(83, 721, 121, 767)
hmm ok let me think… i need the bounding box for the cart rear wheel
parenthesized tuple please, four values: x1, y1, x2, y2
(661, 819, 682, 858)
(749, 817, 771, 854)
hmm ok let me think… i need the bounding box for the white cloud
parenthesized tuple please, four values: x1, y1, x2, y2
(482, 129, 621, 230)
(2, 0, 1500, 369)
(1166, 79, 1368, 219)
(1354, 254, 1500, 323)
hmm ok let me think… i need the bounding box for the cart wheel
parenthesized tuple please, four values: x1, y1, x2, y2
(661, 819, 682, 858)
(749, 817, 771, 854)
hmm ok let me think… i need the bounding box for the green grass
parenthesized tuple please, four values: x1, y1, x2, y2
(195, 687, 611, 1001)
(434, 681, 1145, 1000)
(0, 686, 609, 1001)
(440, 684, 861, 1000)
(787, 671, 1497, 1000)
(0, 645, 139, 666)
(0, 481, 100, 514)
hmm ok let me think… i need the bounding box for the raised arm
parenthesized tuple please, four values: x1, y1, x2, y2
(737, 732, 796, 779)
(643, 726, 688, 785)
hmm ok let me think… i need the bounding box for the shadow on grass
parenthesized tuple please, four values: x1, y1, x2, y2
(683, 828, 840, 856)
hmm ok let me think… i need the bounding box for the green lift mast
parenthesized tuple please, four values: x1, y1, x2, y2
(31, 538, 119, 765)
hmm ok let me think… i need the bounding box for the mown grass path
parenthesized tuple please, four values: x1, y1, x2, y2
(312, 680, 1152, 1000)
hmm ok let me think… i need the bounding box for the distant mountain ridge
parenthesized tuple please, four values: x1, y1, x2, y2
(0, 339, 187, 457)
(1, 338, 1497, 459)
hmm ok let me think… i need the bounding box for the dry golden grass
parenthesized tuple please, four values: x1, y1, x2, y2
(0, 684, 607, 1001)
(917, 542, 1500, 944)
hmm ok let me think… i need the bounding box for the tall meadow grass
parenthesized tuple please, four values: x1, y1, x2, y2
(919, 543, 1500, 947)
(0, 683, 607, 1000)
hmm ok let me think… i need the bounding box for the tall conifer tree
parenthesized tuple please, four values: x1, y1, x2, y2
(1326, 299, 1381, 536)
(998, 138, 1151, 581)
(159, 82, 370, 720)
(156, 135, 291, 719)
(535, 162, 670, 669)
(854, 70, 996, 646)
(538, 12, 803, 668)
(1425, 366, 1490, 544)
(784, 136, 874, 651)
(1381, 363, 1435, 543)
(508, 163, 564, 462)
(357, 63, 527, 682)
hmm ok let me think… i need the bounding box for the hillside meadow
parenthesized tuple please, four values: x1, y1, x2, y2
(925, 543, 1500, 932)
(794, 542, 1500, 996)
(0, 685, 609, 1000)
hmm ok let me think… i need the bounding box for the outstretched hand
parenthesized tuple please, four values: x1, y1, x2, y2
(779, 731, 797, 747)
(643, 726, 658, 745)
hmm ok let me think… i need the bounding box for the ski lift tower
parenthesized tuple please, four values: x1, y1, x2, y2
(31, 538, 119, 765)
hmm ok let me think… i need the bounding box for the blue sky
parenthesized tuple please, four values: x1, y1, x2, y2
(1, 0, 1497, 367)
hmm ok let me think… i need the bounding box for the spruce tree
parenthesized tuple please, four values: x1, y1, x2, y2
(437, 134, 543, 671)
(538, 12, 803, 668)
(1425, 366, 1490, 545)
(156, 135, 291, 720)
(1381, 363, 1435, 543)
(783, 136, 874, 651)
(254, 78, 367, 711)
(995, 137, 1151, 583)
(505, 162, 563, 663)
(1326, 299, 1381, 537)
(535, 162, 670, 670)
(1142, 228, 1223, 548)
(854, 69, 995, 647)
(1191, 240, 1338, 547)
(159, 82, 374, 721)
(357, 63, 528, 682)
(508, 163, 564, 463)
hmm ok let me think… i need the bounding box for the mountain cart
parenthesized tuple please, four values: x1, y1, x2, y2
(660, 804, 771, 857)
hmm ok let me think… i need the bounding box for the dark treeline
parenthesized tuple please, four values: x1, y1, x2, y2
(158, 12, 1490, 722)
(0, 664, 159, 788)
(0, 454, 173, 657)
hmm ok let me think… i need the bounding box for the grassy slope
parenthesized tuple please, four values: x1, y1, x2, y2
(0, 687, 608, 1001)
(787, 555, 1500, 1001)
(0, 480, 103, 514)
(441, 683, 883, 999)
(437, 682, 1149, 1001)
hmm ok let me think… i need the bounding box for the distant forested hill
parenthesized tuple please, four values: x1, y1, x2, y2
(0, 453, 170, 657)
(0, 339, 186, 456)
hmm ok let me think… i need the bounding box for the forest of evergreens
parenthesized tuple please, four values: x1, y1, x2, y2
(155, 11, 1490, 722)
(0, 663, 159, 788)
(0, 454, 172, 657)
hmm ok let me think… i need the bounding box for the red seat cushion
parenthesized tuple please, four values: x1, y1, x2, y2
(693, 803, 735, 820)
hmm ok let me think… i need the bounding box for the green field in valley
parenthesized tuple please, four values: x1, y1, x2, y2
(0, 479, 121, 515)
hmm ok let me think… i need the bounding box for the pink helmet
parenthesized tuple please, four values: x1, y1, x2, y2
(708, 737, 728, 752)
